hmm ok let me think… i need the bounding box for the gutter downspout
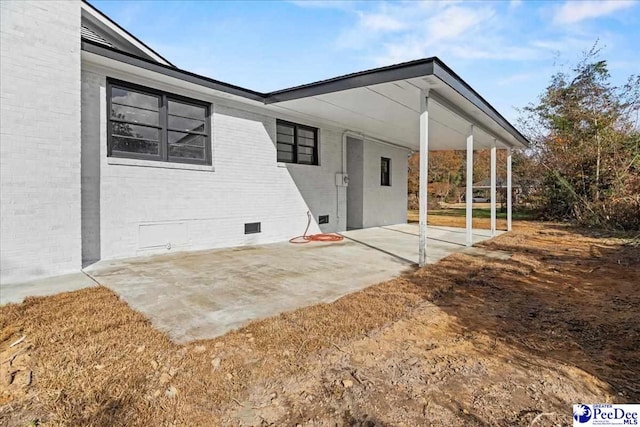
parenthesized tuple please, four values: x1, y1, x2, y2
(337, 131, 349, 229)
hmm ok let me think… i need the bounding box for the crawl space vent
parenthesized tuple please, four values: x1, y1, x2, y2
(318, 215, 329, 224)
(244, 222, 261, 234)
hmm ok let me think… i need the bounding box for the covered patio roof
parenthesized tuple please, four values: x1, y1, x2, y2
(267, 58, 529, 151)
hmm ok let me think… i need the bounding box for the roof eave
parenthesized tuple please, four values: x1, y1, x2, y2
(431, 59, 529, 148)
(262, 57, 528, 148)
(264, 58, 436, 104)
(80, 40, 529, 148)
(81, 40, 266, 102)
(82, 0, 175, 67)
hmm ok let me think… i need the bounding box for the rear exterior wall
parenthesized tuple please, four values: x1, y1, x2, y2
(81, 65, 349, 262)
(361, 142, 409, 228)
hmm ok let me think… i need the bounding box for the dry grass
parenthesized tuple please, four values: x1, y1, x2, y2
(0, 271, 432, 425)
(407, 209, 509, 230)
(1, 220, 639, 426)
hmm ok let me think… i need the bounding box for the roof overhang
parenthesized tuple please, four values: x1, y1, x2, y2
(81, 41, 529, 152)
(265, 58, 529, 151)
(82, 40, 265, 103)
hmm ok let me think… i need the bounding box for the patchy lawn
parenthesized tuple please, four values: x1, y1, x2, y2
(1, 222, 638, 426)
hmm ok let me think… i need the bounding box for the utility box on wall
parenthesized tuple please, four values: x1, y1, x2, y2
(335, 173, 349, 187)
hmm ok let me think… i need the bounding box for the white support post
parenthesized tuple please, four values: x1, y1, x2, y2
(490, 141, 497, 236)
(507, 147, 512, 231)
(418, 91, 429, 267)
(466, 125, 474, 246)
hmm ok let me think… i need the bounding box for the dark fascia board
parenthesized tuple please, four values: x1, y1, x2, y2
(432, 59, 529, 147)
(264, 58, 436, 104)
(81, 40, 265, 102)
(82, 0, 175, 67)
(262, 57, 528, 147)
(81, 39, 529, 147)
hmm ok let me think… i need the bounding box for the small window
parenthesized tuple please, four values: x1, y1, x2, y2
(318, 215, 329, 224)
(381, 157, 391, 186)
(244, 222, 261, 234)
(276, 120, 318, 165)
(108, 79, 211, 165)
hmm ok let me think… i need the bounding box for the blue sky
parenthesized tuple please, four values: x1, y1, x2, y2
(91, 0, 639, 123)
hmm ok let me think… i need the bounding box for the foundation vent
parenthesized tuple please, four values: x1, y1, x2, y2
(244, 222, 261, 234)
(319, 215, 329, 224)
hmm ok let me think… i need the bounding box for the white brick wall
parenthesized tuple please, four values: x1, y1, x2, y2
(0, 1, 82, 284)
(346, 137, 364, 229)
(81, 70, 102, 264)
(346, 137, 409, 229)
(361, 142, 409, 228)
(0, 0, 408, 281)
(81, 67, 349, 261)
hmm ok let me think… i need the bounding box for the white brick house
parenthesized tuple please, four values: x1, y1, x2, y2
(0, 0, 528, 285)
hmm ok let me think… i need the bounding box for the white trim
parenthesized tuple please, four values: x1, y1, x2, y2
(428, 91, 518, 150)
(107, 157, 215, 172)
(507, 147, 513, 231)
(466, 125, 474, 247)
(268, 102, 416, 151)
(490, 141, 497, 236)
(418, 90, 429, 267)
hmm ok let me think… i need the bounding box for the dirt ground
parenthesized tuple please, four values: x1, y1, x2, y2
(1, 220, 638, 426)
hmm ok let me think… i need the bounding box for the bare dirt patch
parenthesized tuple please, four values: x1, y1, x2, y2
(1, 221, 638, 426)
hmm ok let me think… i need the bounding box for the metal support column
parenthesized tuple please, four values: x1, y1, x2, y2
(507, 147, 513, 231)
(466, 126, 474, 246)
(418, 90, 429, 267)
(490, 141, 497, 236)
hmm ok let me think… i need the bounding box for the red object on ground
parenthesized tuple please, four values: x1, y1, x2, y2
(289, 212, 344, 244)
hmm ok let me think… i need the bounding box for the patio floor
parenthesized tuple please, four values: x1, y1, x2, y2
(80, 224, 505, 343)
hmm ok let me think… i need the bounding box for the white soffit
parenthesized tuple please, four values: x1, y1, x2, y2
(270, 75, 522, 151)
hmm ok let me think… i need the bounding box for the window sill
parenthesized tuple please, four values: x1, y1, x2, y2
(107, 157, 214, 172)
(277, 162, 319, 168)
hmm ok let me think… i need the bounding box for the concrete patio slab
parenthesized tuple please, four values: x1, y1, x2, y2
(345, 224, 504, 264)
(84, 224, 505, 343)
